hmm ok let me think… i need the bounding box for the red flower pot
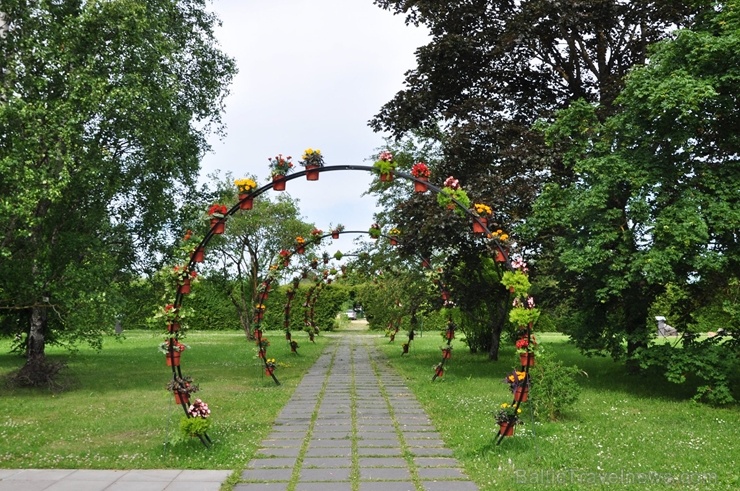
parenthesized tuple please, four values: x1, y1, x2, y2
(443, 350, 451, 360)
(379, 172, 393, 182)
(472, 217, 487, 234)
(166, 352, 181, 367)
(296, 246, 305, 254)
(331, 232, 339, 239)
(273, 176, 286, 191)
(413, 178, 428, 193)
(174, 392, 189, 405)
(239, 193, 254, 210)
(390, 237, 398, 246)
(514, 385, 529, 402)
(520, 352, 535, 367)
(210, 218, 225, 234)
(495, 250, 507, 263)
(192, 248, 204, 263)
(178, 278, 191, 295)
(305, 165, 320, 181)
(265, 367, 274, 376)
(167, 323, 180, 333)
(499, 422, 516, 437)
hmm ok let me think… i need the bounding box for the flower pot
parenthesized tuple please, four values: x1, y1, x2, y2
(273, 176, 286, 191)
(472, 217, 488, 234)
(210, 218, 225, 235)
(305, 165, 320, 181)
(178, 278, 191, 295)
(331, 232, 339, 239)
(255, 310, 264, 322)
(499, 422, 516, 437)
(296, 246, 305, 254)
(254, 329, 262, 342)
(421, 259, 430, 268)
(174, 392, 189, 405)
(413, 178, 428, 193)
(390, 237, 398, 246)
(167, 322, 180, 333)
(192, 248, 204, 263)
(443, 350, 451, 360)
(166, 351, 181, 367)
(520, 352, 535, 367)
(441, 291, 450, 301)
(379, 172, 393, 182)
(514, 385, 529, 402)
(241, 196, 254, 211)
(495, 250, 506, 263)
(258, 349, 266, 359)
(446, 330, 454, 340)
(265, 367, 274, 376)
(435, 368, 444, 378)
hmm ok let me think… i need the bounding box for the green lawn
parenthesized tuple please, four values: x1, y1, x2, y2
(375, 331, 740, 491)
(0, 330, 329, 470)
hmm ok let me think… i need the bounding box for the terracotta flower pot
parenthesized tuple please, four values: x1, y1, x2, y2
(331, 232, 339, 239)
(210, 218, 225, 235)
(273, 176, 286, 191)
(390, 237, 398, 246)
(166, 351, 181, 367)
(443, 350, 451, 360)
(472, 217, 487, 234)
(178, 278, 191, 295)
(238, 193, 254, 210)
(413, 178, 428, 193)
(192, 248, 204, 263)
(499, 422, 516, 437)
(520, 352, 535, 367)
(514, 385, 529, 402)
(174, 392, 189, 405)
(379, 172, 393, 182)
(495, 250, 507, 263)
(265, 367, 274, 376)
(167, 322, 180, 333)
(305, 165, 320, 181)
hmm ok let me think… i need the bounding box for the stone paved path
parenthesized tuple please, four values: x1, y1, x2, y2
(234, 335, 479, 491)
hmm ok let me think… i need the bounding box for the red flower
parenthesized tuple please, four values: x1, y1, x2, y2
(207, 204, 228, 217)
(411, 162, 431, 178)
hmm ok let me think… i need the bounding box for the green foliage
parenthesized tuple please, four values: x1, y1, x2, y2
(500, 271, 530, 297)
(528, 353, 584, 421)
(179, 416, 211, 438)
(639, 334, 740, 405)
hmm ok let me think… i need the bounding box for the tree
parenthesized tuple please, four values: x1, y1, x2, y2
(201, 175, 315, 339)
(524, 1, 740, 367)
(0, 0, 236, 371)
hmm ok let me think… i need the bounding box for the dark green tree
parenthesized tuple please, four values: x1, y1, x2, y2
(0, 0, 236, 369)
(524, 2, 740, 371)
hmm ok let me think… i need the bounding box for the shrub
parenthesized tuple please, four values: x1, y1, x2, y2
(528, 353, 584, 421)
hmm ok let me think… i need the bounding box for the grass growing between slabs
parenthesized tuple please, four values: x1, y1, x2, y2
(0, 329, 330, 470)
(375, 331, 740, 491)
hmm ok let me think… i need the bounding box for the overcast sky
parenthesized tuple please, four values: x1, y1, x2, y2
(200, 0, 429, 248)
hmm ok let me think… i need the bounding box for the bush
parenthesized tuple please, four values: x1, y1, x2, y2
(528, 353, 584, 421)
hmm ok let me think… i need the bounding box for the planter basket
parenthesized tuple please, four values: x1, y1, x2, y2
(210, 218, 225, 235)
(499, 422, 516, 437)
(520, 352, 535, 367)
(272, 176, 286, 191)
(305, 165, 320, 181)
(472, 217, 488, 234)
(238, 193, 254, 210)
(413, 178, 428, 193)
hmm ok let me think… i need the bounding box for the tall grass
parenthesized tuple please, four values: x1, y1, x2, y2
(375, 332, 740, 491)
(0, 330, 328, 469)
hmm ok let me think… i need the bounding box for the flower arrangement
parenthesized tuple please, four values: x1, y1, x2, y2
(296, 236, 306, 248)
(234, 177, 257, 193)
(180, 399, 211, 437)
(373, 150, 396, 175)
(515, 335, 537, 354)
(510, 296, 540, 326)
(494, 402, 522, 425)
(436, 176, 470, 215)
(411, 161, 431, 179)
(159, 340, 189, 354)
(369, 223, 381, 238)
(268, 154, 294, 177)
(162, 303, 180, 323)
(207, 204, 228, 218)
(473, 203, 492, 217)
(333, 250, 343, 260)
(503, 370, 528, 391)
(166, 375, 200, 396)
(331, 224, 345, 237)
(389, 228, 401, 237)
(489, 229, 510, 243)
(300, 148, 325, 167)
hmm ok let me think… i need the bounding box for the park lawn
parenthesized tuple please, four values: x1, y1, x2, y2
(375, 331, 740, 491)
(0, 330, 328, 470)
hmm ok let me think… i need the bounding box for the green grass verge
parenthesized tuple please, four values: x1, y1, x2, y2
(375, 332, 740, 491)
(0, 330, 329, 470)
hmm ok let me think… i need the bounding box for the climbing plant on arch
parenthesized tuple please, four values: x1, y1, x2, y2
(159, 150, 538, 446)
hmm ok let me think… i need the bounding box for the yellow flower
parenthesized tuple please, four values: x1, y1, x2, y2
(474, 203, 492, 216)
(234, 177, 257, 192)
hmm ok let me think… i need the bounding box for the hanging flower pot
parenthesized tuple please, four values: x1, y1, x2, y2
(192, 248, 204, 263)
(446, 329, 454, 341)
(390, 237, 399, 246)
(210, 218, 225, 235)
(472, 217, 488, 234)
(514, 385, 529, 402)
(519, 352, 535, 367)
(167, 322, 180, 333)
(265, 367, 274, 376)
(178, 278, 191, 295)
(174, 392, 189, 405)
(258, 348, 266, 359)
(238, 194, 254, 210)
(254, 329, 263, 342)
(421, 259, 430, 268)
(296, 246, 305, 254)
(499, 422, 516, 437)
(273, 175, 286, 191)
(495, 250, 506, 263)
(305, 165, 320, 181)
(255, 310, 264, 322)
(435, 367, 444, 378)
(442, 349, 452, 360)
(441, 291, 450, 301)
(379, 172, 393, 182)
(331, 232, 339, 239)
(166, 351, 181, 367)
(413, 178, 428, 193)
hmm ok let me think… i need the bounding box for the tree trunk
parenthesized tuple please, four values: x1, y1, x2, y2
(27, 304, 47, 362)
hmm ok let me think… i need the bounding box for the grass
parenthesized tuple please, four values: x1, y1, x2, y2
(374, 331, 740, 491)
(0, 329, 329, 470)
